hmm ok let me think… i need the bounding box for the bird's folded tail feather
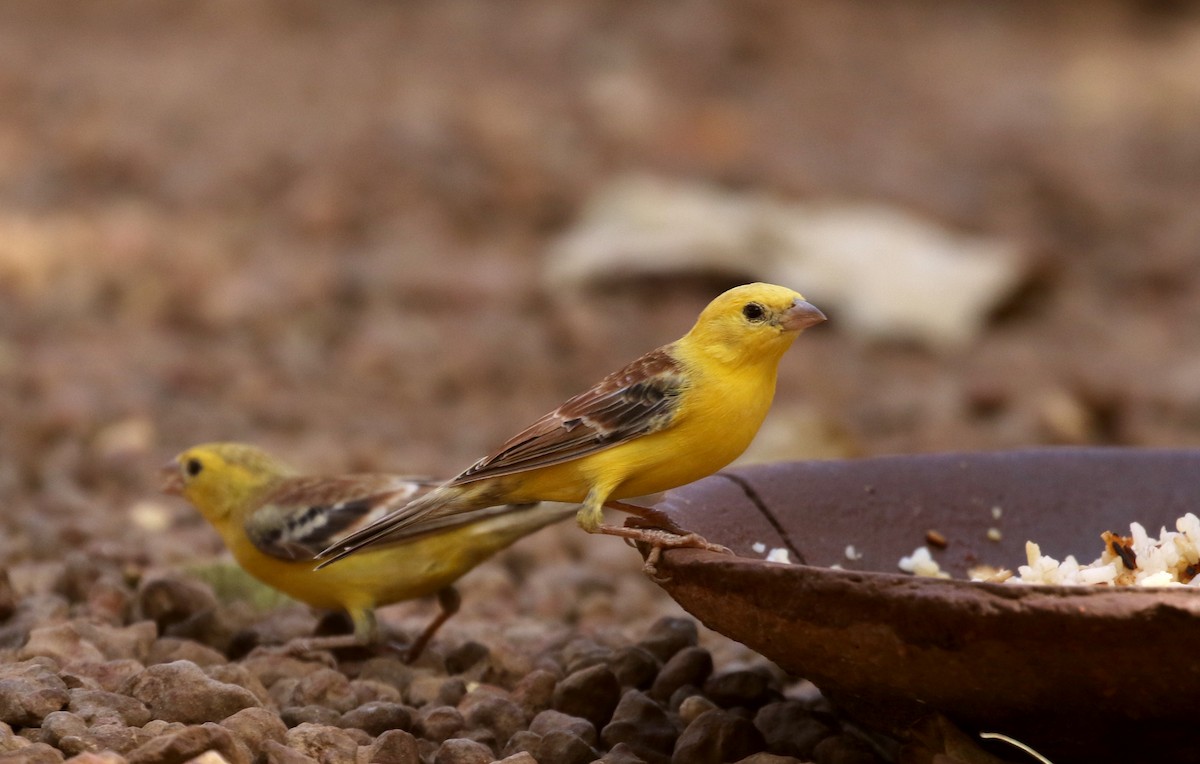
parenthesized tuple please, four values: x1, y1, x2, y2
(314, 484, 479, 567)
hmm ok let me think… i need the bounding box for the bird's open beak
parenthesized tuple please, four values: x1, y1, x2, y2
(160, 460, 184, 496)
(779, 299, 827, 332)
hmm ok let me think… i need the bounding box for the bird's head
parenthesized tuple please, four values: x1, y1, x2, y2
(162, 442, 293, 522)
(685, 283, 826, 366)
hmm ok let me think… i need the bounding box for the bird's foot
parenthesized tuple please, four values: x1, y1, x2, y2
(592, 523, 733, 579)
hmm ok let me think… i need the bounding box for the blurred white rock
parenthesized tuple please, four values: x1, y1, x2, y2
(544, 175, 1029, 349)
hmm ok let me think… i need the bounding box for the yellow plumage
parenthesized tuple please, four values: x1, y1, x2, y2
(163, 443, 572, 656)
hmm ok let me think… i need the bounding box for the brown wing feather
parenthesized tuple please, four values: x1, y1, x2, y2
(314, 348, 688, 565)
(452, 347, 686, 485)
(244, 474, 435, 560)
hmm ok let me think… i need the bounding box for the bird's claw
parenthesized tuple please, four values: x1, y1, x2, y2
(642, 545, 672, 583)
(594, 523, 732, 581)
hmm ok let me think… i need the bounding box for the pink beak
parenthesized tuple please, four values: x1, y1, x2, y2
(779, 299, 827, 332)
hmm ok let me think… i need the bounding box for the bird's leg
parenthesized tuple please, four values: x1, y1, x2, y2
(404, 587, 461, 663)
(604, 500, 688, 535)
(576, 491, 731, 577)
(602, 500, 731, 555)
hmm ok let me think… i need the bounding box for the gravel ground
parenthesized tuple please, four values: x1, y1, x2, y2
(4, 2, 1200, 762)
(0, 531, 896, 764)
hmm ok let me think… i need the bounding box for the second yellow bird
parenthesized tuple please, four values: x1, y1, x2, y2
(163, 443, 573, 659)
(321, 282, 825, 567)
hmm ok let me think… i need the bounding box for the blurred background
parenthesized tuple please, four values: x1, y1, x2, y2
(3, 1, 1200, 574)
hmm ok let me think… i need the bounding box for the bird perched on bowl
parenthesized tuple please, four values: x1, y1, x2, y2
(162, 442, 574, 659)
(318, 282, 825, 572)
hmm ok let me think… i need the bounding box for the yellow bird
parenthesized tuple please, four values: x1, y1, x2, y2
(162, 442, 573, 659)
(320, 283, 825, 569)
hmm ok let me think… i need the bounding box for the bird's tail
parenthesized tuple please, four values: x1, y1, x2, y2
(314, 483, 478, 567)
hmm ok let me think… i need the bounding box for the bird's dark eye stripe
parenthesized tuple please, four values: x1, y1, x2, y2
(742, 302, 766, 321)
(185, 458, 203, 477)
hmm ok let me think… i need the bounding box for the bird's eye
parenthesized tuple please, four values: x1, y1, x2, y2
(742, 302, 766, 322)
(185, 458, 203, 477)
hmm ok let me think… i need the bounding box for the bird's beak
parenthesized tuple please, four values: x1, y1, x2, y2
(160, 460, 185, 496)
(779, 299, 827, 332)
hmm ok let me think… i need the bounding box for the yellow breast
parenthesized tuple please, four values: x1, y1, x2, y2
(506, 352, 778, 503)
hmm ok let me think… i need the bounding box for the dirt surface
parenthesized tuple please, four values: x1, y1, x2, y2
(2, 2, 1199, 761)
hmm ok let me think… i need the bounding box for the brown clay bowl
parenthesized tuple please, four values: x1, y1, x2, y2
(643, 448, 1200, 762)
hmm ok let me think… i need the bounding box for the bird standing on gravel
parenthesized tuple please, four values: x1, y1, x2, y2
(162, 442, 574, 659)
(319, 282, 825, 570)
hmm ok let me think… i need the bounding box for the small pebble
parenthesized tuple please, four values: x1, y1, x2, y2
(37, 710, 87, 747)
(0, 742, 62, 764)
(23, 620, 155, 664)
(672, 708, 766, 764)
(552, 664, 620, 730)
(121, 660, 260, 724)
(502, 730, 542, 759)
(240, 652, 333, 689)
(601, 689, 677, 760)
(510, 668, 557, 717)
(529, 709, 596, 745)
(704, 670, 772, 709)
(282, 667, 357, 713)
(59, 658, 144, 693)
(434, 736, 494, 764)
(67, 688, 152, 727)
(638, 617, 698, 663)
(608, 645, 661, 690)
(460, 691, 525, 746)
(339, 700, 412, 736)
(495, 752, 538, 764)
(357, 657, 418, 694)
(145, 637, 227, 667)
(754, 701, 831, 759)
(445, 641, 490, 674)
(204, 663, 272, 707)
(0, 659, 70, 726)
(261, 738, 318, 763)
(542, 728, 602, 764)
(678, 694, 719, 726)
(0, 594, 69, 651)
(366, 728, 421, 764)
(650, 647, 712, 702)
(284, 722, 360, 762)
(19, 623, 104, 665)
(220, 706, 288, 752)
(598, 741, 654, 764)
(134, 575, 219, 633)
(406, 675, 466, 708)
(124, 722, 244, 764)
(561, 637, 613, 674)
(280, 704, 342, 728)
(76, 722, 151, 756)
(415, 705, 465, 743)
(667, 685, 702, 713)
(347, 677, 403, 706)
(83, 579, 133, 626)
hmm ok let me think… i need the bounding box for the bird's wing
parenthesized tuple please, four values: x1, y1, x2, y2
(243, 475, 437, 561)
(315, 348, 688, 566)
(453, 346, 687, 485)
